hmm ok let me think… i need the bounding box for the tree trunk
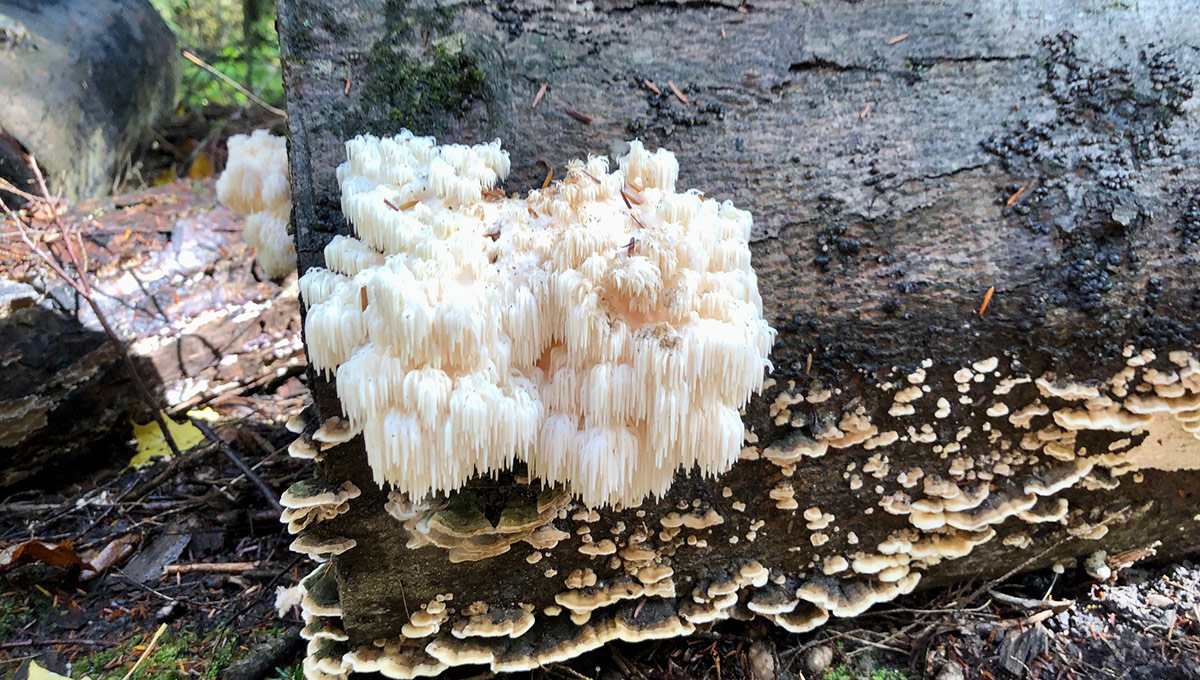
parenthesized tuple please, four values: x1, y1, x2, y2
(276, 1, 1200, 676)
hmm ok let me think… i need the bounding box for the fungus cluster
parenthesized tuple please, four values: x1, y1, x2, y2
(297, 131, 775, 507)
(270, 127, 1200, 680)
(217, 130, 296, 278)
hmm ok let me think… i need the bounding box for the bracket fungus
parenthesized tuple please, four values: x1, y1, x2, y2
(272, 131, 1200, 680)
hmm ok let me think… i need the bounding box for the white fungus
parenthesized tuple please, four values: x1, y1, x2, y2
(217, 130, 297, 278)
(298, 132, 775, 507)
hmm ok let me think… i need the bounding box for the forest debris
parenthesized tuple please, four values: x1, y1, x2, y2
(532, 82, 548, 109)
(0, 540, 85, 573)
(987, 588, 1075, 613)
(668, 80, 690, 104)
(643, 79, 661, 95)
(566, 109, 594, 124)
(163, 561, 259, 575)
(979, 286, 995, 316)
(1006, 185, 1025, 206)
(25, 661, 75, 680)
(129, 408, 218, 469)
(121, 623, 168, 680)
(886, 33, 909, 45)
(121, 529, 191, 583)
(191, 418, 284, 513)
(80, 534, 140, 580)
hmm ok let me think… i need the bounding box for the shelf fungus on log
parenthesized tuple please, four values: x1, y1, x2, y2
(277, 136, 1200, 680)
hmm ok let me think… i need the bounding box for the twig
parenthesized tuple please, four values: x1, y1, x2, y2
(124, 444, 214, 502)
(182, 50, 287, 118)
(987, 588, 1074, 612)
(0, 158, 184, 462)
(190, 419, 284, 513)
(121, 623, 167, 680)
(0, 639, 118, 650)
(223, 554, 304, 625)
(164, 561, 259, 575)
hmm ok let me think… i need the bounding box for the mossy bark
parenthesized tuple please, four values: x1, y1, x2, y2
(277, 0, 1200, 669)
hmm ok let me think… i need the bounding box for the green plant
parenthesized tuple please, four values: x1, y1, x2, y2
(150, 0, 283, 110)
(268, 665, 304, 680)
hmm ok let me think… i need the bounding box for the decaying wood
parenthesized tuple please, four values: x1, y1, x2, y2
(0, 181, 303, 488)
(276, 0, 1200, 676)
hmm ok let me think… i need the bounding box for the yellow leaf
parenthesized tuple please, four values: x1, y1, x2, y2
(188, 153, 213, 179)
(27, 661, 85, 680)
(189, 407, 220, 422)
(152, 166, 178, 186)
(129, 410, 213, 469)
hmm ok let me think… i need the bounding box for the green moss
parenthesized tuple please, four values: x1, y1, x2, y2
(69, 625, 291, 680)
(347, 0, 488, 132)
(369, 37, 487, 130)
(0, 588, 55, 640)
(821, 662, 909, 680)
(268, 664, 304, 680)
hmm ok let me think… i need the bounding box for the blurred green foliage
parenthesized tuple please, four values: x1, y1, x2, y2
(150, 0, 283, 110)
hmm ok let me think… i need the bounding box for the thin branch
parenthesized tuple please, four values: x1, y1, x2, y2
(190, 418, 284, 513)
(0, 639, 118, 650)
(0, 157, 184, 460)
(182, 50, 287, 118)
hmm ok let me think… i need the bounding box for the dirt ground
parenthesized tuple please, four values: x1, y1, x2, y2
(2, 112, 1199, 680)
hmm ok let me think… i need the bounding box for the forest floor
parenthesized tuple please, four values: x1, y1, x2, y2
(2, 113, 1200, 680)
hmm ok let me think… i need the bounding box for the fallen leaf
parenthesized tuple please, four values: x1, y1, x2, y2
(187, 153, 213, 179)
(27, 661, 85, 680)
(80, 534, 141, 581)
(129, 409, 217, 469)
(0, 540, 85, 573)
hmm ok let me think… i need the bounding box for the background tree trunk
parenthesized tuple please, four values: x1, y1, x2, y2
(276, 0, 1200, 674)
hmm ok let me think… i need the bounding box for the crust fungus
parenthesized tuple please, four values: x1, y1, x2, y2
(217, 130, 297, 278)
(298, 132, 774, 508)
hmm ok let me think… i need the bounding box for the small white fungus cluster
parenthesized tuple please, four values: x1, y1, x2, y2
(217, 129, 296, 278)
(299, 130, 774, 507)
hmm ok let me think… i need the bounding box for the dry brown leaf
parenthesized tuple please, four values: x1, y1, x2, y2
(0, 540, 86, 572)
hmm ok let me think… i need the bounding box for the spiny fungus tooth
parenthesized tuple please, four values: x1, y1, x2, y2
(298, 132, 774, 507)
(217, 130, 297, 278)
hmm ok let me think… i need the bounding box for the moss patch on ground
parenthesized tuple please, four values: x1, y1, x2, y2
(62, 624, 293, 680)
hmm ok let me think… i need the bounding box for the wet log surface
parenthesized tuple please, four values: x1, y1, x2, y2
(276, 0, 1200, 673)
(0, 181, 304, 489)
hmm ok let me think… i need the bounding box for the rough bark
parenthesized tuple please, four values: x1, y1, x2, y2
(276, 0, 1200, 675)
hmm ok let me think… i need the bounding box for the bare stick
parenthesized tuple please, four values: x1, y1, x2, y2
(0, 639, 118, 650)
(121, 623, 168, 680)
(164, 561, 259, 575)
(0, 160, 183, 460)
(182, 50, 287, 118)
(190, 418, 284, 513)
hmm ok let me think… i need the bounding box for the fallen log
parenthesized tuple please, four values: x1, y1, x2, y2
(274, 0, 1200, 677)
(0, 181, 303, 489)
